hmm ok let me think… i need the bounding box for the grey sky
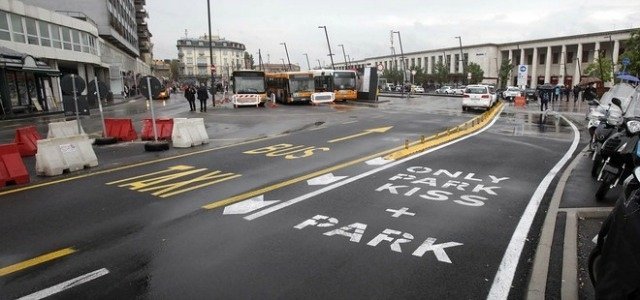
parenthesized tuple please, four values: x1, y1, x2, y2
(147, 0, 639, 68)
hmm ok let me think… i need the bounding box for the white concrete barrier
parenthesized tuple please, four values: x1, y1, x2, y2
(171, 118, 210, 148)
(35, 135, 98, 176)
(47, 120, 86, 138)
(311, 92, 335, 104)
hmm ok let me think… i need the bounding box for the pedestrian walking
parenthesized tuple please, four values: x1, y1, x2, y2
(573, 85, 581, 102)
(184, 85, 196, 111)
(540, 88, 551, 111)
(565, 85, 571, 102)
(197, 83, 209, 112)
(584, 84, 597, 103)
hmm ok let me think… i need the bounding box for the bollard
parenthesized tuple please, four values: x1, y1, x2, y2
(405, 139, 409, 150)
(421, 135, 425, 143)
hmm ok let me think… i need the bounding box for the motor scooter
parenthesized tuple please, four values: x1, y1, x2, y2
(595, 98, 640, 201)
(591, 102, 623, 177)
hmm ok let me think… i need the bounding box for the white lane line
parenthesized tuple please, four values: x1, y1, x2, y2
(244, 105, 505, 221)
(487, 114, 579, 300)
(18, 268, 110, 300)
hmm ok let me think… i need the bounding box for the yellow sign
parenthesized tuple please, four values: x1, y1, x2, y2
(107, 165, 241, 198)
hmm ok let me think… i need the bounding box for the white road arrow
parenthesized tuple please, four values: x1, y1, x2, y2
(307, 173, 348, 186)
(366, 157, 392, 166)
(223, 195, 280, 215)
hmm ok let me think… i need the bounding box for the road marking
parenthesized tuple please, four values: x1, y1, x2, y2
(223, 195, 280, 215)
(386, 207, 416, 218)
(307, 173, 347, 186)
(244, 107, 503, 221)
(0, 248, 76, 276)
(366, 157, 392, 166)
(487, 114, 579, 300)
(327, 126, 393, 143)
(243, 143, 330, 159)
(0, 136, 274, 197)
(17, 268, 109, 300)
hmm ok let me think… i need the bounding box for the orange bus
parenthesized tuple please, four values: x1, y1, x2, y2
(266, 71, 315, 104)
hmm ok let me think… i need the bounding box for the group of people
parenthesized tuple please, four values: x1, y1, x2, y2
(183, 84, 211, 112)
(539, 83, 597, 111)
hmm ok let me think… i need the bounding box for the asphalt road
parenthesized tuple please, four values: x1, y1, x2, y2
(0, 95, 579, 299)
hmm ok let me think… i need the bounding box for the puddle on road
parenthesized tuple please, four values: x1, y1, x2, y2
(493, 111, 573, 137)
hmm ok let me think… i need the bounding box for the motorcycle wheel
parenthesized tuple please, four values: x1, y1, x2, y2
(591, 153, 602, 178)
(596, 173, 613, 201)
(588, 246, 602, 287)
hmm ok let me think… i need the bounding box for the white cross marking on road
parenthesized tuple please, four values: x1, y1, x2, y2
(386, 207, 416, 218)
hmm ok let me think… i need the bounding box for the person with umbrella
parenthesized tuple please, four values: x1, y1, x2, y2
(584, 83, 597, 102)
(538, 83, 554, 111)
(573, 85, 581, 102)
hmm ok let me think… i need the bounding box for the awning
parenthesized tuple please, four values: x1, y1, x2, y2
(0, 46, 61, 76)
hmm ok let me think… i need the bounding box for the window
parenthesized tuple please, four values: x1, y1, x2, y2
(539, 53, 546, 64)
(25, 18, 38, 45)
(552, 53, 559, 64)
(61, 27, 72, 50)
(10, 14, 25, 43)
(566, 52, 574, 63)
(81, 32, 90, 53)
(50, 24, 61, 48)
(72, 30, 81, 51)
(38, 21, 50, 46)
(0, 12, 10, 41)
(582, 51, 589, 63)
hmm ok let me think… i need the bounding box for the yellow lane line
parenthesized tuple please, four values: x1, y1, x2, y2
(0, 136, 277, 197)
(0, 248, 76, 276)
(203, 104, 503, 211)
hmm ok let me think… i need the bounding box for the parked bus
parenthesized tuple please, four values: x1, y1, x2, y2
(231, 70, 267, 107)
(312, 69, 358, 101)
(266, 72, 315, 104)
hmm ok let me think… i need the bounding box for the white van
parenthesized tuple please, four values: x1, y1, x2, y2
(462, 84, 497, 111)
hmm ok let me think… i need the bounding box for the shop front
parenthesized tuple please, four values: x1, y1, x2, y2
(0, 47, 60, 118)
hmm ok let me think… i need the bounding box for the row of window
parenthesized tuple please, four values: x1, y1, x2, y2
(0, 11, 98, 55)
(181, 40, 246, 50)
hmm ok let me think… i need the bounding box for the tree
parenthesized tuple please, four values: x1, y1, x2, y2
(434, 62, 449, 84)
(382, 68, 403, 85)
(411, 66, 427, 85)
(618, 28, 640, 77)
(498, 59, 512, 89)
(466, 62, 484, 84)
(244, 52, 255, 70)
(169, 59, 181, 81)
(585, 53, 614, 82)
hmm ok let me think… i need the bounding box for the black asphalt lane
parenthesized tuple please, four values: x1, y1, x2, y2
(0, 107, 474, 297)
(3, 112, 576, 298)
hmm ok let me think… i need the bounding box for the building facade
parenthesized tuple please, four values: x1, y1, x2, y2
(340, 28, 637, 88)
(0, 0, 104, 117)
(177, 35, 246, 84)
(22, 0, 151, 95)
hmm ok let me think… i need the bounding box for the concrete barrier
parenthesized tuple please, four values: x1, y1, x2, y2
(172, 118, 210, 148)
(0, 143, 29, 187)
(35, 135, 98, 176)
(47, 120, 86, 138)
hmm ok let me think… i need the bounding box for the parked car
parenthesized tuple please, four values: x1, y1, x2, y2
(436, 86, 454, 94)
(524, 88, 537, 101)
(413, 85, 425, 93)
(502, 86, 522, 101)
(454, 86, 466, 95)
(462, 84, 497, 111)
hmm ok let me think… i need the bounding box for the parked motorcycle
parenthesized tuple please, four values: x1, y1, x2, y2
(595, 98, 640, 201)
(589, 164, 640, 298)
(591, 102, 623, 177)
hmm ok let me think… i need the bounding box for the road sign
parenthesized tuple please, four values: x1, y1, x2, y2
(211, 65, 216, 72)
(517, 65, 528, 86)
(377, 64, 384, 71)
(138, 75, 163, 100)
(60, 74, 86, 96)
(622, 57, 631, 66)
(411, 70, 417, 75)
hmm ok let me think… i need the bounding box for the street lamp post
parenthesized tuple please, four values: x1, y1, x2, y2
(338, 44, 348, 70)
(317, 59, 322, 69)
(318, 26, 335, 69)
(393, 30, 406, 97)
(303, 53, 311, 70)
(280, 42, 292, 71)
(206, 0, 215, 106)
(454, 36, 465, 85)
(280, 58, 286, 72)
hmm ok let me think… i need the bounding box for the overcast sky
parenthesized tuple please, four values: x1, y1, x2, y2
(146, 0, 639, 68)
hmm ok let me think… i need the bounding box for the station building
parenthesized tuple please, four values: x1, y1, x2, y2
(340, 28, 637, 88)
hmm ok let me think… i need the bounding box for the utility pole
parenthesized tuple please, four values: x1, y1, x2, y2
(393, 31, 406, 98)
(317, 59, 321, 69)
(338, 44, 348, 70)
(455, 36, 465, 85)
(206, 0, 215, 106)
(258, 49, 263, 71)
(303, 53, 311, 70)
(318, 26, 335, 69)
(280, 42, 292, 71)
